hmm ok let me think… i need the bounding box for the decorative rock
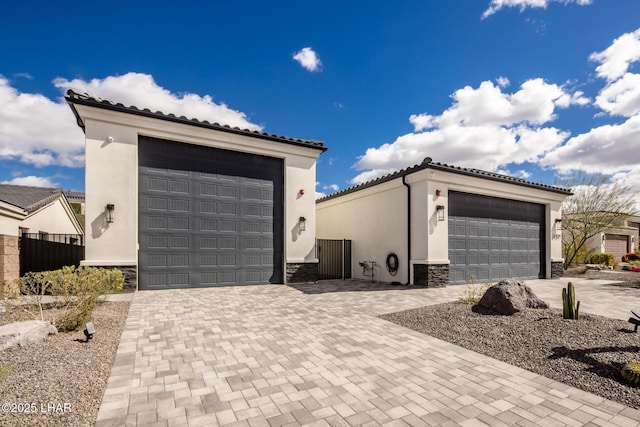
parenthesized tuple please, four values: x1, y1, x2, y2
(0, 320, 57, 351)
(476, 279, 549, 315)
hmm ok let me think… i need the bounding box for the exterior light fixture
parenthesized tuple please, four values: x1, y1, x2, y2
(555, 218, 563, 232)
(299, 216, 306, 231)
(84, 322, 96, 342)
(436, 205, 445, 221)
(435, 189, 441, 197)
(299, 188, 305, 195)
(106, 204, 115, 223)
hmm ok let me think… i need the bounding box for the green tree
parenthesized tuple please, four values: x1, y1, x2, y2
(558, 172, 637, 268)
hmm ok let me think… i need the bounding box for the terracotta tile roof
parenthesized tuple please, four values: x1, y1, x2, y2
(317, 157, 572, 202)
(65, 90, 327, 152)
(0, 184, 65, 213)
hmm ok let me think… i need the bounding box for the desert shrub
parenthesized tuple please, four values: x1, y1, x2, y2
(459, 282, 491, 304)
(49, 266, 124, 332)
(12, 271, 54, 321)
(590, 253, 615, 266)
(621, 362, 640, 386)
(569, 245, 596, 266)
(9, 266, 124, 332)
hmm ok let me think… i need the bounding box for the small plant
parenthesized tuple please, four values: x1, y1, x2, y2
(590, 253, 615, 266)
(562, 282, 580, 320)
(621, 362, 640, 386)
(459, 282, 491, 304)
(6, 266, 124, 332)
(49, 266, 124, 332)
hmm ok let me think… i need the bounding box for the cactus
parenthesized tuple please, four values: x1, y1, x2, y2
(621, 362, 640, 386)
(562, 282, 580, 320)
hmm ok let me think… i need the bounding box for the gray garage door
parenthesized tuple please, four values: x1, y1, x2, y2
(448, 191, 545, 284)
(138, 136, 284, 289)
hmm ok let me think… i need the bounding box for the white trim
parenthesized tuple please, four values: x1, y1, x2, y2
(81, 260, 137, 266)
(287, 258, 319, 263)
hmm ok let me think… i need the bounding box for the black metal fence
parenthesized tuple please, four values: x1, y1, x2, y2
(19, 233, 85, 276)
(317, 239, 352, 280)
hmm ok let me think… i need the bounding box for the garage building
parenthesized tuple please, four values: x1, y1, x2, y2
(316, 158, 571, 286)
(67, 91, 326, 290)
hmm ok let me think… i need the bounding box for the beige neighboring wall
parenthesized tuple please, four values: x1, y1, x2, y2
(77, 104, 321, 269)
(21, 198, 83, 235)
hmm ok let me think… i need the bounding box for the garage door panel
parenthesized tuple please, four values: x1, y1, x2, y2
(449, 191, 545, 284)
(138, 136, 283, 289)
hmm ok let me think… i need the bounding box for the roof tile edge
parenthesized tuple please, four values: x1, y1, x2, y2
(65, 90, 327, 152)
(316, 160, 572, 203)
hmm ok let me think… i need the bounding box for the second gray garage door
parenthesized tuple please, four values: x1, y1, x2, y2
(138, 136, 284, 289)
(448, 191, 545, 284)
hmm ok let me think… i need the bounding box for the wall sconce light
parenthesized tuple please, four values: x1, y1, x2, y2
(299, 216, 306, 231)
(435, 189, 441, 197)
(436, 205, 445, 221)
(299, 188, 305, 195)
(84, 322, 96, 342)
(555, 218, 562, 231)
(106, 204, 115, 223)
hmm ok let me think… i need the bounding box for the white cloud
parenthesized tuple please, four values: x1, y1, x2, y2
(353, 78, 583, 184)
(590, 28, 640, 81)
(496, 76, 510, 87)
(54, 72, 261, 130)
(482, 0, 592, 19)
(541, 28, 640, 189)
(0, 76, 85, 167)
(541, 115, 640, 174)
(0, 73, 262, 169)
(2, 175, 58, 188)
(595, 73, 640, 117)
(293, 47, 322, 72)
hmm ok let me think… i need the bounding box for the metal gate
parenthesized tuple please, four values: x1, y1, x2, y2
(317, 239, 352, 280)
(19, 233, 85, 275)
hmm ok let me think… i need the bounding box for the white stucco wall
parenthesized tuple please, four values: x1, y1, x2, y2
(316, 180, 409, 284)
(75, 104, 322, 271)
(317, 167, 568, 284)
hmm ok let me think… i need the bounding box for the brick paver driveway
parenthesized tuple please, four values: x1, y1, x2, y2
(96, 279, 640, 426)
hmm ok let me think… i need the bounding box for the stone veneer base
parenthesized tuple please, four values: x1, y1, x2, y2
(286, 263, 318, 283)
(413, 263, 449, 288)
(551, 261, 564, 279)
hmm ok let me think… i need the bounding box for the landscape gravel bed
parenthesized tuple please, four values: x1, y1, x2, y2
(381, 302, 640, 409)
(0, 301, 130, 427)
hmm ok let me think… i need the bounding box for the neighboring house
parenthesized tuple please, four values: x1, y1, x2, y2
(316, 158, 572, 287)
(0, 184, 84, 284)
(63, 190, 86, 231)
(65, 90, 326, 290)
(585, 215, 640, 262)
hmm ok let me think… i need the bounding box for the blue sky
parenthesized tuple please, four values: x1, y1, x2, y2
(1, 0, 639, 203)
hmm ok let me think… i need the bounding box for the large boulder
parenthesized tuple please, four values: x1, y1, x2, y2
(476, 279, 548, 315)
(0, 320, 57, 351)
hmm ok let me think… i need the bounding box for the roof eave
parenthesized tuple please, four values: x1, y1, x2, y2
(65, 91, 327, 152)
(317, 162, 572, 203)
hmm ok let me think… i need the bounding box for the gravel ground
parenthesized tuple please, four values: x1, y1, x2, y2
(0, 301, 130, 427)
(381, 303, 640, 409)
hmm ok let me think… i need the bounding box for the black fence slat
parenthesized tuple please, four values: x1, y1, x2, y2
(19, 234, 85, 276)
